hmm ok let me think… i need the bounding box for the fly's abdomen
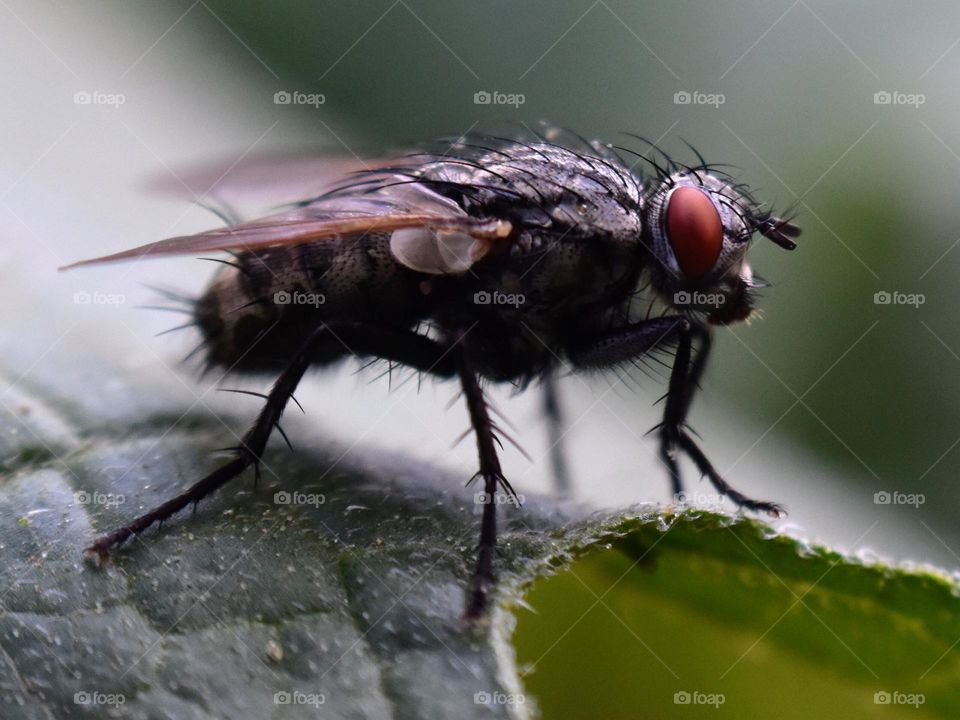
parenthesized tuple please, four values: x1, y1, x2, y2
(194, 233, 427, 372)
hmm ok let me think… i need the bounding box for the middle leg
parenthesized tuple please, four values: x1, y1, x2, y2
(454, 330, 514, 619)
(541, 369, 573, 497)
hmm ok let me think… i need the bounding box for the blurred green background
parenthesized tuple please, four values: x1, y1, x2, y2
(3, 2, 960, 715)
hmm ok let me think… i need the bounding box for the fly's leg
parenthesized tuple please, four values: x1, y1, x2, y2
(87, 327, 319, 557)
(659, 319, 705, 498)
(568, 316, 689, 495)
(567, 316, 782, 515)
(87, 323, 456, 558)
(663, 322, 782, 515)
(456, 333, 515, 619)
(542, 369, 572, 497)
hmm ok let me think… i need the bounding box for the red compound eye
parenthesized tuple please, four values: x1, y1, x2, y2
(665, 186, 723, 278)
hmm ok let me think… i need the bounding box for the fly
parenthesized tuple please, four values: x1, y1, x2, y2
(62, 129, 800, 618)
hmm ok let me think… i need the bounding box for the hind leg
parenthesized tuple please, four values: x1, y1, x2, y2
(87, 322, 456, 557)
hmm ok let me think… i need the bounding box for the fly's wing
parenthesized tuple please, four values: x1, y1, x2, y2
(60, 181, 513, 274)
(142, 151, 367, 212)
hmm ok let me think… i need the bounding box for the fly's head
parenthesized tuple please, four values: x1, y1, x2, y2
(641, 169, 800, 325)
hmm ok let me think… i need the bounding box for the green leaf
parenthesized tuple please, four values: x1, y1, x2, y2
(1, 358, 959, 720)
(512, 514, 960, 719)
(0, 414, 536, 719)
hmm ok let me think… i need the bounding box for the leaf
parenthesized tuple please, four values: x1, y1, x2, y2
(1, 348, 959, 720)
(0, 414, 538, 718)
(0, 338, 577, 719)
(512, 514, 960, 719)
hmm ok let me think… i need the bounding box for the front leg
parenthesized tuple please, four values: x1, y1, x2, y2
(567, 316, 782, 515)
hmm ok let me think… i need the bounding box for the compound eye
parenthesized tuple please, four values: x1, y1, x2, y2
(665, 186, 723, 278)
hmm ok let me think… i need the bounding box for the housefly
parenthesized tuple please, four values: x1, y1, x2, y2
(62, 129, 799, 618)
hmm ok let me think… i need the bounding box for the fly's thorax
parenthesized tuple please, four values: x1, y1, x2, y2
(519, 229, 641, 308)
(424, 229, 642, 370)
(416, 143, 644, 245)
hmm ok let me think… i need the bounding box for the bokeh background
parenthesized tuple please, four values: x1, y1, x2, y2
(3, 0, 960, 585)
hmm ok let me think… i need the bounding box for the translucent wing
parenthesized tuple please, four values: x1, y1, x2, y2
(60, 182, 512, 273)
(142, 150, 367, 211)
